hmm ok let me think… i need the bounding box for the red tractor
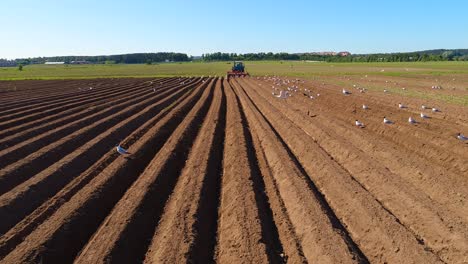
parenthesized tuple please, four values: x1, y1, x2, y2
(227, 61, 250, 80)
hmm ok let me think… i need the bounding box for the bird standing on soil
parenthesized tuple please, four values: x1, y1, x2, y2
(457, 133, 468, 141)
(383, 117, 392, 124)
(362, 104, 369, 110)
(398, 103, 406, 109)
(408, 117, 417, 124)
(355, 120, 365, 128)
(420, 113, 429, 119)
(116, 144, 134, 159)
(432, 108, 440, 112)
(422, 105, 429, 110)
(342, 89, 351, 95)
(276, 90, 289, 99)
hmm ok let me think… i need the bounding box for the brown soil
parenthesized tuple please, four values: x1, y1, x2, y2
(0, 76, 466, 264)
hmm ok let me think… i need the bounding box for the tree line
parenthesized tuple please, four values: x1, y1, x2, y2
(5, 49, 468, 67)
(202, 50, 468, 62)
(16, 52, 190, 65)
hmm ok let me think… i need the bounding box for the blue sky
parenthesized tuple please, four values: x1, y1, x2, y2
(1, 0, 467, 59)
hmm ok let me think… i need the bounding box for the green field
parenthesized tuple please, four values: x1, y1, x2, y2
(1, 61, 468, 80)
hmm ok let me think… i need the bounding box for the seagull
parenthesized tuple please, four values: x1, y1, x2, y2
(362, 104, 369, 110)
(116, 144, 134, 159)
(408, 117, 417, 124)
(457, 133, 468, 141)
(420, 113, 429, 119)
(432, 108, 440, 112)
(383, 117, 392, 124)
(355, 120, 365, 128)
(422, 105, 429, 110)
(342, 89, 351, 95)
(384, 89, 388, 93)
(276, 90, 289, 99)
(398, 103, 406, 109)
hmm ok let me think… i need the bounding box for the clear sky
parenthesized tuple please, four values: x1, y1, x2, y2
(1, 0, 467, 59)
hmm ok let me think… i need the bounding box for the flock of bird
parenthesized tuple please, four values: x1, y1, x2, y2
(114, 75, 466, 158)
(261, 75, 467, 144)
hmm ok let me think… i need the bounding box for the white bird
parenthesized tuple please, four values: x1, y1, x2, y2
(116, 144, 133, 159)
(355, 120, 365, 128)
(276, 90, 289, 99)
(457, 133, 468, 141)
(398, 103, 406, 109)
(420, 113, 429, 119)
(408, 117, 417, 124)
(383, 117, 392, 124)
(421, 105, 429, 109)
(432, 108, 440, 112)
(362, 104, 369, 110)
(384, 89, 388, 93)
(342, 89, 351, 95)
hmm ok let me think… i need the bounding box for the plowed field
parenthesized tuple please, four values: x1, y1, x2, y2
(0, 77, 467, 263)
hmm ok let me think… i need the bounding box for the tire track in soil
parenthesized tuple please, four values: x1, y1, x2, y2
(0, 78, 201, 258)
(0, 79, 210, 263)
(74, 78, 216, 263)
(232, 79, 365, 264)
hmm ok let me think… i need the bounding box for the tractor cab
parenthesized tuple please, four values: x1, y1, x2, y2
(227, 61, 250, 80)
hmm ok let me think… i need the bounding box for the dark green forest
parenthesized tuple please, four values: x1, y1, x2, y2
(2, 49, 467, 67)
(14, 52, 190, 65)
(201, 49, 468, 62)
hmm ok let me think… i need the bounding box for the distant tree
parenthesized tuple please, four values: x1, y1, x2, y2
(18, 64, 23, 71)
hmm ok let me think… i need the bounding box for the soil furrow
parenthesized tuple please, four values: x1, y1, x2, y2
(0, 79, 209, 263)
(74, 78, 216, 263)
(0, 79, 199, 258)
(237, 78, 443, 263)
(0, 80, 194, 235)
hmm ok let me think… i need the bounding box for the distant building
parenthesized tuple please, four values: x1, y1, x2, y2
(70, 61, 91, 64)
(0, 59, 17, 67)
(45, 61, 65, 65)
(337, 51, 351, 57)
